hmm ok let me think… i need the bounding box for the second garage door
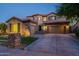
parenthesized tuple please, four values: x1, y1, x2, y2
(49, 25, 65, 34)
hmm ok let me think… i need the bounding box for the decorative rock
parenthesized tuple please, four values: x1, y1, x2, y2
(7, 33, 21, 48)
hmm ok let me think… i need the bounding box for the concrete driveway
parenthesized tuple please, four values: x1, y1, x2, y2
(26, 34, 79, 56)
(0, 34, 79, 56)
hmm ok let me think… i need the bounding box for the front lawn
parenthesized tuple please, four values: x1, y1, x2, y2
(0, 36, 8, 45)
(21, 36, 37, 45)
(0, 36, 7, 40)
(20, 36, 37, 50)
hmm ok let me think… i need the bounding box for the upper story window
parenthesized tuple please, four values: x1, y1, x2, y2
(43, 17, 47, 21)
(51, 16, 56, 20)
(34, 16, 38, 20)
(33, 16, 38, 22)
(48, 16, 56, 20)
(38, 17, 41, 21)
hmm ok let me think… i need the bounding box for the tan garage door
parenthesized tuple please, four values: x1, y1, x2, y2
(50, 25, 64, 34)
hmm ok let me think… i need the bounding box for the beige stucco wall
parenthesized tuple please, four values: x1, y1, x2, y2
(28, 23, 37, 35)
(21, 23, 30, 36)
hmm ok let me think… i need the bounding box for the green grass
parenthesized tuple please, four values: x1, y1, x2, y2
(0, 36, 8, 42)
(0, 36, 7, 40)
(0, 36, 8, 45)
(21, 36, 37, 45)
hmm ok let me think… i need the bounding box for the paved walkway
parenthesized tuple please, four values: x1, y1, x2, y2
(0, 34, 79, 56)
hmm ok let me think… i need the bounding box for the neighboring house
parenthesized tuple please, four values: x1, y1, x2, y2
(6, 12, 70, 36)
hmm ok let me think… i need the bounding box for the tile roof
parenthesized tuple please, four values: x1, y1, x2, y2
(43, 21, 69, 25)
(31, 14, 48, 17)
(22, 19, 37, 24)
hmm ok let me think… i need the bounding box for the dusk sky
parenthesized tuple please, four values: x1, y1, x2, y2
(0, 3, 60, 22)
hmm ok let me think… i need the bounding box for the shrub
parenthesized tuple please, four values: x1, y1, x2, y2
(0, 36, 7, 40)
(0, 36, 8, 45)
(21, 36, 37, 45)
(74, 28, 79, 37)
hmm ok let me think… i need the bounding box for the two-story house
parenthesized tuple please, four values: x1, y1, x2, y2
(6, 12, 70, 36)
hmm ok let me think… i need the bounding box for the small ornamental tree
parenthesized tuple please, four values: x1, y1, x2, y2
(0, 23, 7, 33)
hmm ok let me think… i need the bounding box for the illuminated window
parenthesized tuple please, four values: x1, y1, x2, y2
(42, 26, 48, 31)
(11, 24, 18, 33)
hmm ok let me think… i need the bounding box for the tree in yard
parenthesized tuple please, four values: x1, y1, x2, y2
(0, 23, 7, 33)
(57, 3, 79, 25)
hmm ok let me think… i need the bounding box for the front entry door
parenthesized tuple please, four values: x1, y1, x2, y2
(39, 25, 42, 31)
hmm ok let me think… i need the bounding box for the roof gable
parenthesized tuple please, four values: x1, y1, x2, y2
(6, 16, 23, 23)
